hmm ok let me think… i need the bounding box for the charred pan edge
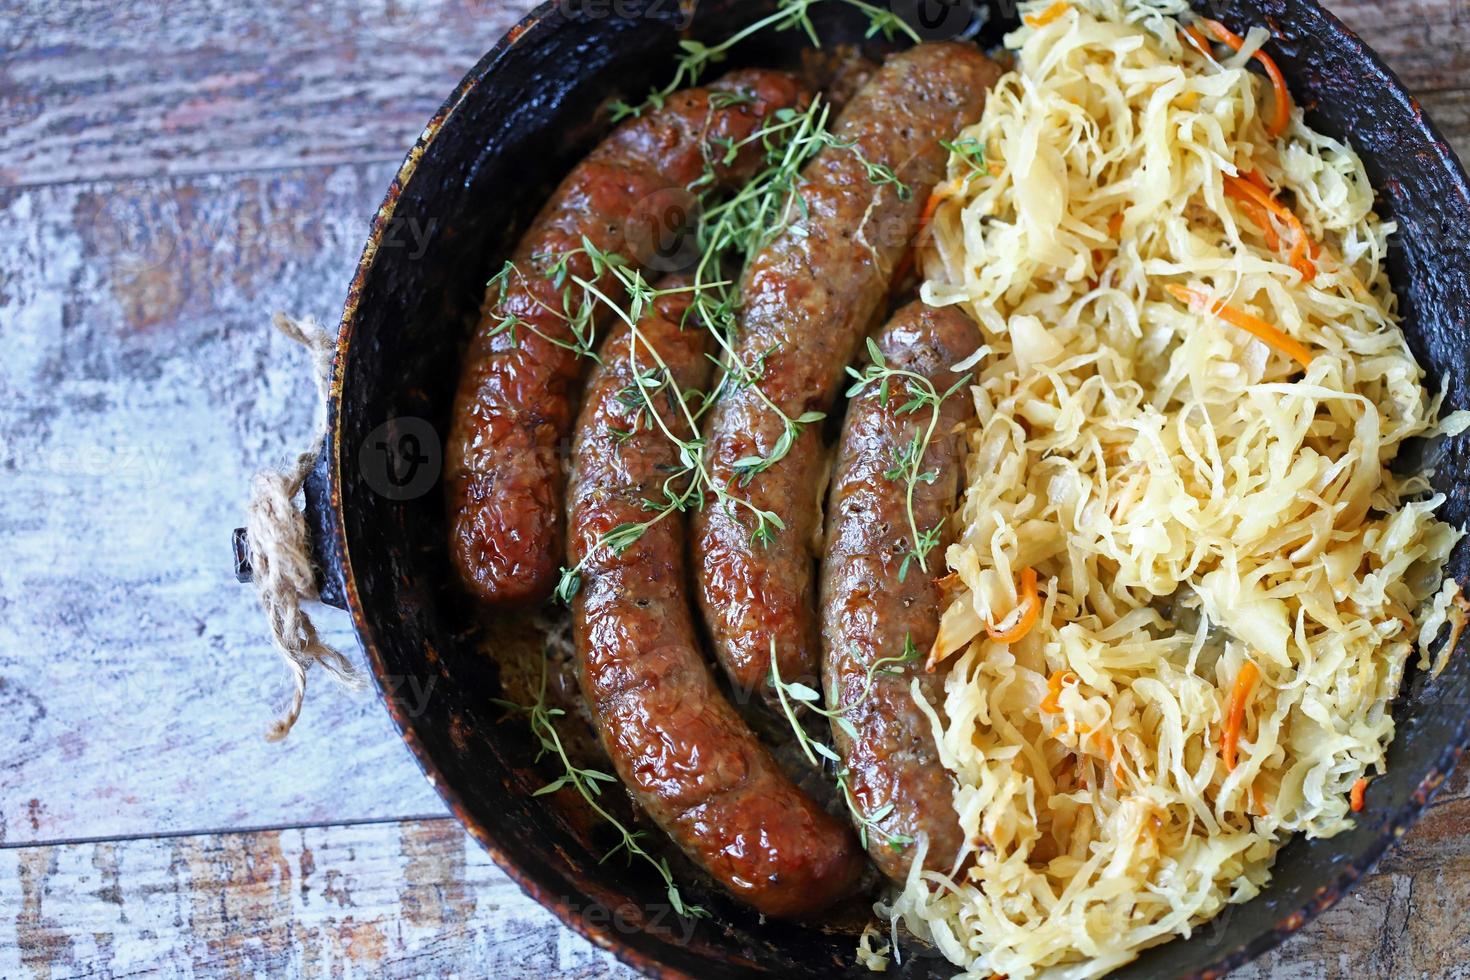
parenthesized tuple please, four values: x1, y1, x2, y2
(321, 0, 1470, 977)
(1180, 0, 1470, 975)
(1198, 745, 1467, 979)
(325, 4, 694, 979)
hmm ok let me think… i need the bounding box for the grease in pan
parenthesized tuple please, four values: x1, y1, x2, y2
(454, 0, 1468, 977)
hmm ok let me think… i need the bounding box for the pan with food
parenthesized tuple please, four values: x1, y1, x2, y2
(445, 69, 809, 608)
(231, 0, 1470, 976)
(565, 274, 865, 918)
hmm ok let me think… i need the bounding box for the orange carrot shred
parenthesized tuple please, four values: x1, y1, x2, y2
(917, 188, 947, 242)
(987, 567, 1041, 643)
(1200, 18, 1292, 138)
(1041, 669, 1077, 714)
(923, 188, 948, 220)
(1222, 173, 1317, 282)
(891, 249, 914, 290)
(1221, 660, 1261, 771)
(1241, 169, 1272, 193)
(1107, 211, 1125, 238)
(1179, 26, 1211, 56)
(1166, 283, 1315, 367)
(1235, 197, 1284, 251)
(893, 186, 951, 291)
(1104, 733, 1126, 786)
(1350, 777, 1368, 812)
(1025, 1, 1069, 28)
(1446, 587, 1470, 663)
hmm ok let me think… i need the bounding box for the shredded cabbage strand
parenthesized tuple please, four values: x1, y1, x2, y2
(886, 1, 1467, 976)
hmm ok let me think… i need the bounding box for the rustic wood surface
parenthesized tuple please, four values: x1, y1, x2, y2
(2, 0, 1468, 975)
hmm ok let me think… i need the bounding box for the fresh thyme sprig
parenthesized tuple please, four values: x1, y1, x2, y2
(492, 661, 707, 918)
(485, 236, 716, 366)
(821, 132, 913, 200)
(551, 97, 875, 594)
(845, 338, 971, 581)
(553, 260, 795, 604)
(543, 81, 919, 599)
(853, 632, 926, 703)
(695, 100, 836, 280)
(768, 638, 920, 852)
(940, 136, 989, 183)
(679, 96, 910, 483)
(610, 0, 920, 122)
(482, 257, 602, 364)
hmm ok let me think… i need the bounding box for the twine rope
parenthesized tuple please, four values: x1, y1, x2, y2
(246, 313, 363, 741)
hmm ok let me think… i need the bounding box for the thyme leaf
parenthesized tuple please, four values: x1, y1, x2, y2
(846, 350, 974, 580)
(614, 0, 920, 120)
(940, 136, 990, 182)
(493, 662, 708, 919)
(768, 638, 916, 852)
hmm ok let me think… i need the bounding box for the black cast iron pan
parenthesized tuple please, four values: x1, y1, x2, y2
(234, 0, 1470, 975)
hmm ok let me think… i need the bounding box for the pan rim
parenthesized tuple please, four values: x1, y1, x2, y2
(327, 1, 1470, 977)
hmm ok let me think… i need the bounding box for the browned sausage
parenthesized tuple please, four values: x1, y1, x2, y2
(567, 281, 864, 918)
(446, 70, 808, 608)
(692, 44, 1002, 698)
(821, 301, 978, 883)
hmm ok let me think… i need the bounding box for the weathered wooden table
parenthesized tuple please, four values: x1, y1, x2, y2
(2, 0, 1467, 975)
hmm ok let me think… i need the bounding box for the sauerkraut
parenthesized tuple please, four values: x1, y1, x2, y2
(889, 0, 1469, 975)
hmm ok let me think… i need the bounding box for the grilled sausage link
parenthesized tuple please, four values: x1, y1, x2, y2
(568, 282, 864, 919)
(821, 301, 979, 883)
(446, 69, 808, 607)
(692, 44, 1002, 698)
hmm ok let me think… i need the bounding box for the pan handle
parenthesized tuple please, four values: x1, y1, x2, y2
(232, 447, 348, 611)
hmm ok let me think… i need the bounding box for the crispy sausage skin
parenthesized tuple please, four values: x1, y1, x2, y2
(446, 70, 808, 608)
(821, 302, 978, 883)
(692, 44, 1002, 698)
(567, 283, 864, 919)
